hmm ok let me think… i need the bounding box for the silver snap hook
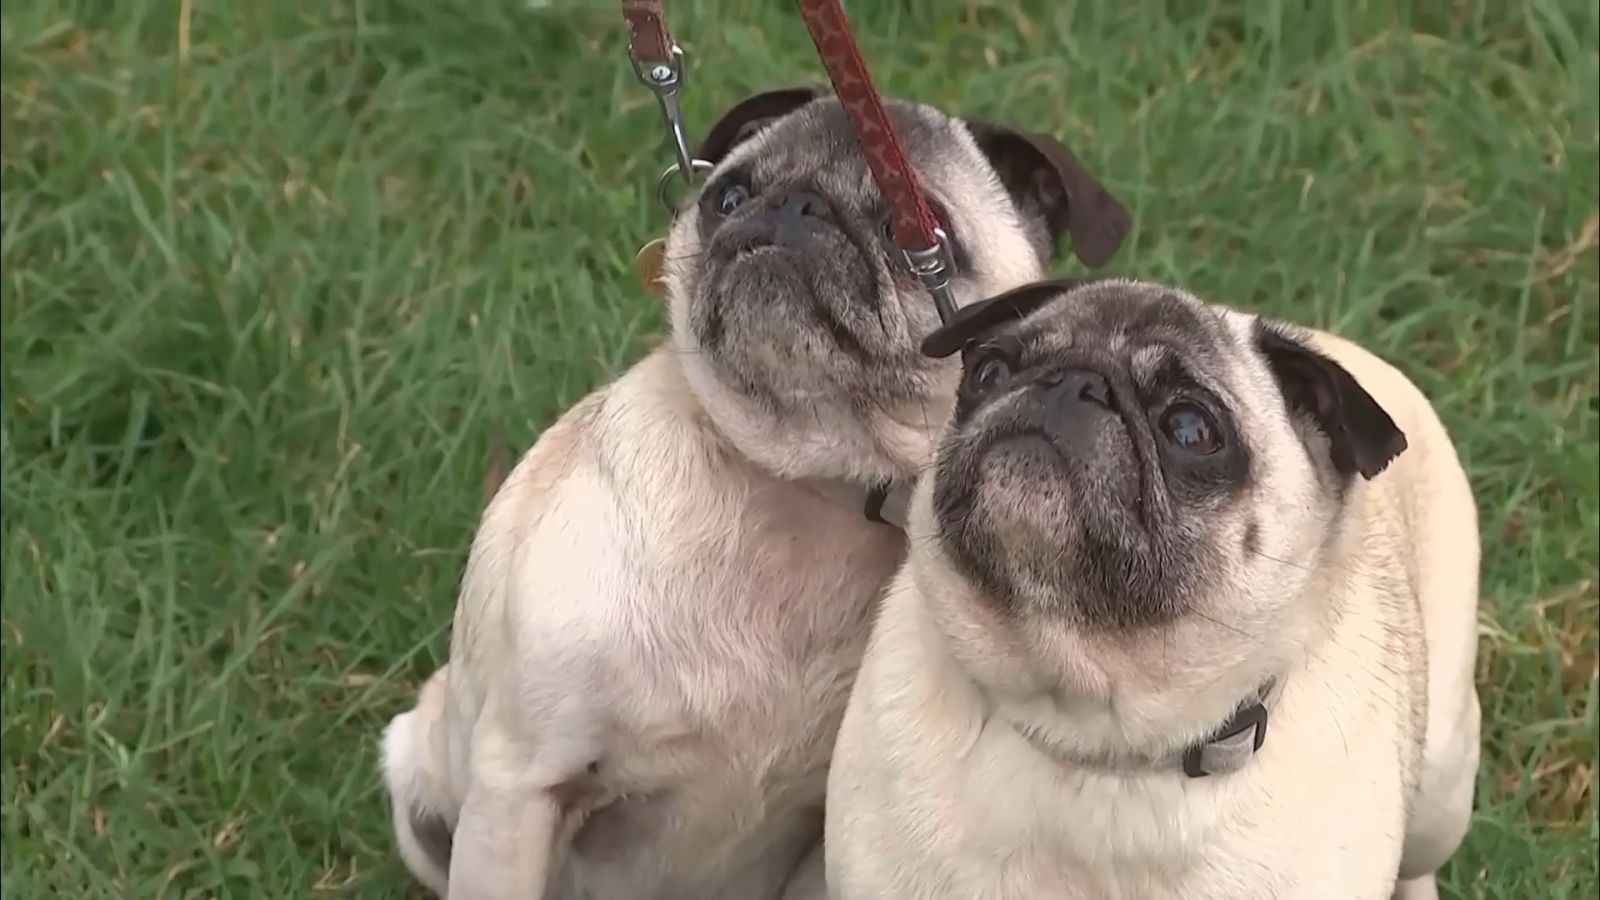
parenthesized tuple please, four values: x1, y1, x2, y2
(631, 45, 699, 196)
(901, 227, 959, 324)
(657, 159, 715, 213)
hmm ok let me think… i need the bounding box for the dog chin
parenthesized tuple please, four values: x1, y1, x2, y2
(979, 433, 1073, 490)
(969, 432, 1143, 542)
(705, 245, 816, 304)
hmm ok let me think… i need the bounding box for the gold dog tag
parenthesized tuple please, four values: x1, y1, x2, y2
(634, 238, 668, 298)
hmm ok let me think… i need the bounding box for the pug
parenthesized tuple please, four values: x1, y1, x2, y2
(825, 278, 1481, 900)
(379, 91, 1131, 899)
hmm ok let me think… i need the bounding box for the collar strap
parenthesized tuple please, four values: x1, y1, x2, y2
(863, 480, 905, 529)
(1178, 680, 1277, 778)
(798, 477, 910, 532)
(1015, 685, 1280, 780)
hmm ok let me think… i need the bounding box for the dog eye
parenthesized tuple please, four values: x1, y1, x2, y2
(717, 181, 752, 216)
(968, 353, 1013, 393)
(879, 215, 895, 243)
(1159, 402, 1223, 456)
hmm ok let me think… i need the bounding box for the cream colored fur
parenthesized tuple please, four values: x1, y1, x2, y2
(826, 325, 1480, 900)
(381, 351, 903, 898)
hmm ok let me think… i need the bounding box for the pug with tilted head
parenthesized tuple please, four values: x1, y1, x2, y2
(826, 278, 1480, 900)
(379, 90, 1130, 900)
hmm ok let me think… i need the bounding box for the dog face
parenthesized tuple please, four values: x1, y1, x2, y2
(662, 88, 1130, 485)
(915, 278, 1407, 759)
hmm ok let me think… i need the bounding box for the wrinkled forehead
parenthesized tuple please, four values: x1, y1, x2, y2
(722, 98, 986, 201)
(1018, 281, 1252, 385)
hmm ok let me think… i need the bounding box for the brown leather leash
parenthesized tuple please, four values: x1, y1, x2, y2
(623, 0, 959, 323)
(622, 0, 712, 206)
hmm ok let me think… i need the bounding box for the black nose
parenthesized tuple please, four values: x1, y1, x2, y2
(771, 190, 831, 224)
(1039, 368, 1113, 411)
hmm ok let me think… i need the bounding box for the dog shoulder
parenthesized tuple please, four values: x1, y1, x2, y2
(449, 349, 734, 729)
(1304, 330, 1482, 845)
(457, 350, 716, 626)
(449, 387, 604, 667)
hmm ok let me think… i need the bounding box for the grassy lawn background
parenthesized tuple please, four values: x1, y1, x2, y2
(2, 0, 1595, 896)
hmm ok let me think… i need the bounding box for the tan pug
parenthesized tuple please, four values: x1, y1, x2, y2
(826, 278, 1480, 900)
(379, 92, 1131, 899)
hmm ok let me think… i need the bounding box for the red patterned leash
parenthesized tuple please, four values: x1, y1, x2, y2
(622, 0, 960, 323)
(793, 0, 958, 323)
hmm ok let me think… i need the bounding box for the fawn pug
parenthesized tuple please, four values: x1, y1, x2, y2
(380, 91, 1131, 899)
(826, 278, 1480, 900)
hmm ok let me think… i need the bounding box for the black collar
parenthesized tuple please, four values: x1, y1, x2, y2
(1016, 680, 1279, 779)
(863, 480, 904, 529)
(1180, 682, 1275, 778)
(798, 477, 910, 532)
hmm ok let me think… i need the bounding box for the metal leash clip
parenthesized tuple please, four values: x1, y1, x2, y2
(628, 43, 711, 212)
(657, 159, 715, 212)
(902, 228, 959, 324)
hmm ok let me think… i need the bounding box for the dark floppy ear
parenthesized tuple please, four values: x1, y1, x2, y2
(921, 278, 1092, 358)
(964, 121, 1131, 268)
(694, 86, 824, 167)
(1253, 322, 1408, 480)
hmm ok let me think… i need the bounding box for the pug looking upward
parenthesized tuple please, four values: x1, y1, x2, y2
(380, 90, 1131, 900)
(826, 278, 1480, 900)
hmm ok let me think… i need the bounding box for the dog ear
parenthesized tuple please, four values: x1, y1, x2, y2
(964, 121, 1131, 268)
(1253, 322, 1408, 480)
(694, 86, 825, 166)
(921, 278, 1092, 358)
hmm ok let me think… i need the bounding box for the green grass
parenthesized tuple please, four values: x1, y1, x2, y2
(2, 0, 1595, 896)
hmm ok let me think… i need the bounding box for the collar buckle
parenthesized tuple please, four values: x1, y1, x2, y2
(863, 481, 895, 527)
(1181, 698, 1269, 778)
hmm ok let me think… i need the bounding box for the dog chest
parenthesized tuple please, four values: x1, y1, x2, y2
(559, 484, 902, 897)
